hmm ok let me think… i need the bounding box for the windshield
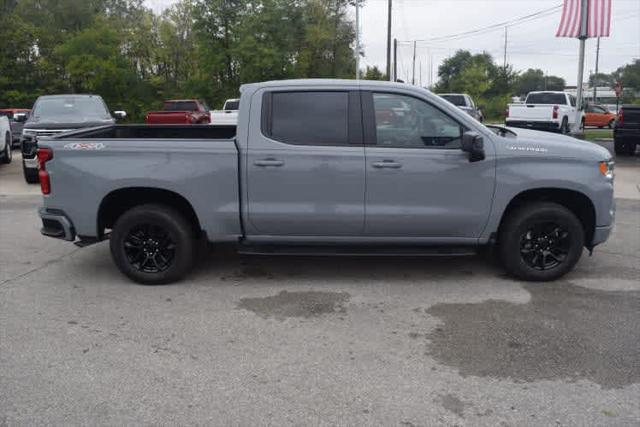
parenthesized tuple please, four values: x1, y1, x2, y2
(440, 95, 466, 106)
(164, 101, 198, 111)
(32, 96, 110, 121)
(224, 100, 239, 110)
(525, 93, 567, 105)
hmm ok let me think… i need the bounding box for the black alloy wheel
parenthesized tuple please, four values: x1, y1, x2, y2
(123, 223, 176, 273)
(519, 222, 570, 271)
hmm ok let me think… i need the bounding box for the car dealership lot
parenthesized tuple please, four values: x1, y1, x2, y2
(1, 149, 639, 425)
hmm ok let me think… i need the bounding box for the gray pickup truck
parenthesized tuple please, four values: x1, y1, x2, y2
(36, 79, 615, 284)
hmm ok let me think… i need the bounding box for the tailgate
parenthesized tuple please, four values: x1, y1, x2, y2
(622, 107, 640, 128)
(509, 104, 553, 121)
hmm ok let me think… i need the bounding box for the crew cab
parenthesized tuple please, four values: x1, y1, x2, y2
(36, 80, 614, 285)
(613, 105, 640, 156)
(210, 98, 239, 125)
(145, 99, 210, 124)
(506, 91, 584, 134)
(20, 94, 126, 183)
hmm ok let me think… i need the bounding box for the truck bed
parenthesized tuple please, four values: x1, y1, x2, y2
(39, 124, 241, 241)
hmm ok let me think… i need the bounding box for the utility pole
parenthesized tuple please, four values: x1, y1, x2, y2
(419, 61, 422, 87)
(393, 38, 398, 82)
(428, 48, 433, 88)
(503, 26, 508, 69)
(355, 0, 360, 79)
(593, 37, 600, 103)
(386, 0, 392, 80)
(411, 40, 417, 85)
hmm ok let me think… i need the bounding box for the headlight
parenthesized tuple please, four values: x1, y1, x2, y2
(22, 128, 37, 137)
(599, 160, 614, 180)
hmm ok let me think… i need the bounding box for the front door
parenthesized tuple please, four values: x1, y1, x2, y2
(363, 91, 496, 238)
(246, 90, 365, 236)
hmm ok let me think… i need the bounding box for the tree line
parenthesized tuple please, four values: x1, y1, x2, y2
(0, 0, 357, 120)
(1, 1, 638, 121)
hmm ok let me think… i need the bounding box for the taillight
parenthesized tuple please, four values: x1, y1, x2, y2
(552, 105, 559, 119)
(617, 108, 624, 126)
(37, 147, 53, 195)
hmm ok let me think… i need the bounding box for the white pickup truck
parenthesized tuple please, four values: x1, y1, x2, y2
(209, 98, 239, 125)
(506, 91, 584, 134)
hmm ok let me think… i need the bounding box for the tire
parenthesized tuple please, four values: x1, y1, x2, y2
(499, 202, 584, 282)
(110, 204, 195, 285)
(614, 139, 636, 156)
(1, 133, 12, 164)
(22, 159, 38, 183)
(559, 117, 569, 134)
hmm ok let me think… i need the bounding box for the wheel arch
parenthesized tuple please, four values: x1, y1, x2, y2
(497, 188, 596, 247)
(98, 187, 203, 239)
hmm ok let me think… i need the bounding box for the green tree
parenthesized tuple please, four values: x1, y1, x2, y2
(513, 69, 565, 96)
(362, 65, 386, 81)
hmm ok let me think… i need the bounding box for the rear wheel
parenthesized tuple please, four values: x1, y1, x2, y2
(559, 117, 569, 134)
(614, 138, 636, 156)
(110, 204, 195, 285)
(499, 202, 584, 281)
(1, 133, 12, 164)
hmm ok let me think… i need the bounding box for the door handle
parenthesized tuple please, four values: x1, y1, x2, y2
(254, 158, 284, 167)
(372, 160, 402, 169)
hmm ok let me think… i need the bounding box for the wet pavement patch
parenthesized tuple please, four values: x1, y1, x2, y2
(424, 283, 640, 389)
(437, 393, 467, 418)
(238, 290, 350, 320)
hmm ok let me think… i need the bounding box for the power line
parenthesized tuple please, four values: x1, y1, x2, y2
(398, 4, 562, 44)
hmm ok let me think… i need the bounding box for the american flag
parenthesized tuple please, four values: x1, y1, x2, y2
(556, 0, 612, 38)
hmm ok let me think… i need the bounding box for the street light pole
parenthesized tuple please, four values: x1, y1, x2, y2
(355, 0, 360, 80)
(573, 0, 588, 134)
(593, 37, 600, 103)
(386, 0, 392, 80)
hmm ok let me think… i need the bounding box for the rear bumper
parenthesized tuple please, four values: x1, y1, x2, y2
(505, 120, 560, 131)
(39, 207, 76, 241)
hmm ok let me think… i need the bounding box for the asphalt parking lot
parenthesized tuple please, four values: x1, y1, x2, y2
(1, 147, 639, 425)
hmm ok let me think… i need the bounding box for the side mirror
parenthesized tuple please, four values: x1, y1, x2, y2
(113, 110, 127, 120)
(13, 113, 27, 122)
(461, 131, 485, 162)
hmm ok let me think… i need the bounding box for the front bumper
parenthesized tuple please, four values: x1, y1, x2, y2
(592, 224, 614, 246)
(505, 120, 560, 132)
(39, 207, 76, 241)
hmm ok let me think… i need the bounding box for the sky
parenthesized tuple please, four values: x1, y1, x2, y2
(146, 0, 640, 86)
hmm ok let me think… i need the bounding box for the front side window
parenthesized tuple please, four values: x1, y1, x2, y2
(373, 93, 464, 149)
(569, 95, 577, 107)
(265, 91, 349, 145)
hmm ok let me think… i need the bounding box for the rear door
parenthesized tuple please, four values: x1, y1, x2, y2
(246, 90, 365, 236)
(363, 91, 496, 238)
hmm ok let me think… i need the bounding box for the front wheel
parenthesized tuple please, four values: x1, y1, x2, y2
(1, 133, 12, 164)
(110, 204, 195, 285)
(499, 202, 584, 281)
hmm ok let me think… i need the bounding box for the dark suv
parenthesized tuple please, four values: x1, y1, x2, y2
(20, 94, 126, 183)
(614, 105, 640, 156)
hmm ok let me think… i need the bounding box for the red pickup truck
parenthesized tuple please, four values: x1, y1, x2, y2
(145, 99, 210, 124)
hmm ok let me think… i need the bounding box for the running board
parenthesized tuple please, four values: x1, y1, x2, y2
(237, 244, 478, 257)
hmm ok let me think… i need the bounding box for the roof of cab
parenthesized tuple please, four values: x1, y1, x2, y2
(241, 78, 429, 93)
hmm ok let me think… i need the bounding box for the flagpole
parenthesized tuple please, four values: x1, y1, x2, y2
(573, 0, 589, 134)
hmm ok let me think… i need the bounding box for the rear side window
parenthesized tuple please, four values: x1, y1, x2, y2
(263, 91, 349, 145)
(525, 93, 568, 105)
